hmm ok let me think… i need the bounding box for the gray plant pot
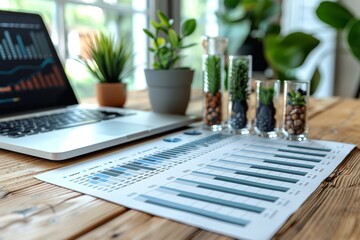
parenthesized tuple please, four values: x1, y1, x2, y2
(145, 69, 194, 115)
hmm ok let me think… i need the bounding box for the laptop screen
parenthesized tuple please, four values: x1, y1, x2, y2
(0, 10, 78, 116)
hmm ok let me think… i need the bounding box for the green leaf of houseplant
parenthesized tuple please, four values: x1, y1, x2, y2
(310, 67, 321, 95)
(168, 29, 178, 48)
(265, 32, 320, 72)
(316, 1, 354, 29)
(346, 19, 360, 62)
(143, 29, 155, 40)
(158, 10, 171, 27)
(150, 20, 160, 29)
(224, 0, 240, 9)
(181, 19, 196, 37)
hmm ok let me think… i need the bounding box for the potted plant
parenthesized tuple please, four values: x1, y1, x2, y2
(80, 33, 132, 107)
(143, 10, 197, 115)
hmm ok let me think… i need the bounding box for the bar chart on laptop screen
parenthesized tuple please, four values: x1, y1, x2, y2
(0, 22, 65, 105)
(37, 129, 355, 239)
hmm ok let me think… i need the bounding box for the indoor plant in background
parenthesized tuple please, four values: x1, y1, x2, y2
(316, 1, 360, 97)
(143, 10, 197, 115)
(218, 0, 322, 94)
(264, 32, 321, 95)
(80, 33, 132, 107)
(217, 0, 281, 71)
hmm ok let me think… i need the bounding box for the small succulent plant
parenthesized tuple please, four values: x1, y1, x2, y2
(287, 89, 307, 106)
(230, 58, 250, 101)
(259, 87, 275, 105)
(205, 55, 222, 94)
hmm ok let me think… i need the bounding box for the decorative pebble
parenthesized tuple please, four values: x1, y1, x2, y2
(204, 92, 222, 126)
(284, 103, 307, 136)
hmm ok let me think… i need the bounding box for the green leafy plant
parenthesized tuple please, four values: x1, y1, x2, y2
(259, 87, 274, 105)
(316, 1, 360, 63)
(218, 0, 280, 53)
(264, 32, 321, 95)
(288, 89, 306, 106)
(143, 10, 197, 69)
(230, 59, 249, 101)
(80, 33, 132, 83)
(316, 1, 360, 97)
(205, 55, 222, 95)
(219, 0, 321, 95)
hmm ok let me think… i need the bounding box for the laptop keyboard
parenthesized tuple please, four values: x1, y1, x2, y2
(0, 109, 131, 138)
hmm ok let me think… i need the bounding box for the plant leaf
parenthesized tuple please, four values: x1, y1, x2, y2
(158, 10, 171, 27)
(346, 19, 360, 62)
(150, 20, 160, 29)
(316, 1, 354, 29)
(168, 29, 178, 48)
(224, 0, 240, 9)
(143, 29, 155, 40)
(80, 33, 132, 83)
(181, 19, 196, 37)
(265, 32, 320, 72)
(310, 67, 321, 95)
(180, 43, 197, 49)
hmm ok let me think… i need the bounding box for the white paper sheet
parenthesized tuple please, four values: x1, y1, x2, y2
(37, 129, 355, 240)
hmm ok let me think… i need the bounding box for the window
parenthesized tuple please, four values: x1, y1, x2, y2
(0, 0, 149, 99)
(1, 0, 334, 101)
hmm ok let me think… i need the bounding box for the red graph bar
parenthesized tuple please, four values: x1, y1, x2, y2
(44, 75, 52, 87)
(20, 81, 27, 91)
(53, 65, 65, 86)
(33, 76, 41, 89)
(26, 78, 34, 90)
(4, 63, 67, 93)
(50, 73, 57, 87)
(37, 72, 46, 88)
(0, 86, 11, 93)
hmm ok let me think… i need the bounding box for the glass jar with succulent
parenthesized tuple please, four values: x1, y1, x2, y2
(255, 79, 280, 138)
(203, 54, 224, 131)
(282, 81, 309, 141)
(228, 55, 252, 134)
(143, 10, 197, 115)
(80, 33, 132, 107)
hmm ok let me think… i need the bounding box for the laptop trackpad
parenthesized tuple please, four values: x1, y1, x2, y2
(92, 121, 149, 136)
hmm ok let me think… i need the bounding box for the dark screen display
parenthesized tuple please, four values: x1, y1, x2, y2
(0, 11, 78, 116)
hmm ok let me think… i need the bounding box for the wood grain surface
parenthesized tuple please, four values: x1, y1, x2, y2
(0, 90, 359, 240)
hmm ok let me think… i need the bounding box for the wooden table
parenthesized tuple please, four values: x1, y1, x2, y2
(1, 90, 360, 240)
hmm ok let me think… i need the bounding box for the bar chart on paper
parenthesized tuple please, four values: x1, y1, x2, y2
(37, 129, 355, 240)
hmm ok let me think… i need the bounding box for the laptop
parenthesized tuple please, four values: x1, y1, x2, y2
(0, 10, 196, 160)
